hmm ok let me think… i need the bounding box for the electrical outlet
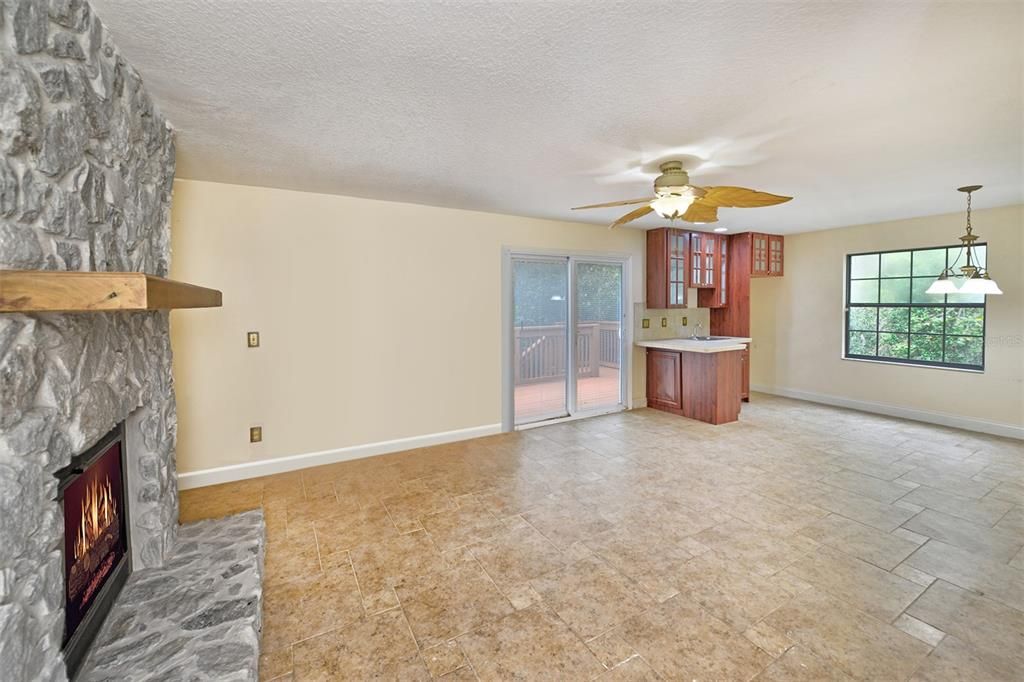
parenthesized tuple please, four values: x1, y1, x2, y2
(249, 426, 262, 443)
(681, 316, 688, 326)
(661, 317, 667, 327)
(641, 318, 650, 329)
(247, 331, 260, 348)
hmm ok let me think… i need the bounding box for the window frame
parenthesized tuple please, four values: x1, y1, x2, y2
(843, 243, 987, 372)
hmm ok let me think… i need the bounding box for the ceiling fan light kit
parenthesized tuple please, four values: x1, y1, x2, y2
(571, 160, 792, 228)
(925, 185, 1002, 295)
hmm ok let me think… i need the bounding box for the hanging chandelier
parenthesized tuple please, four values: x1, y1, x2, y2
(925, 185, 1002, 295)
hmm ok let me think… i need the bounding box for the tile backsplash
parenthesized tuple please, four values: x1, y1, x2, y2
(634, 300, 711, 342)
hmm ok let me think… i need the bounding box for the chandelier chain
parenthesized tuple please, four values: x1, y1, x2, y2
(965, 190, 972, 234)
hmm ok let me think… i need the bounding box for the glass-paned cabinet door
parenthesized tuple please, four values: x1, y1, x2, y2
(689, 233, 703, 287)
(717, 236, 728, 306)
(752, 234, 768, 275)
(768, 235, 784, 275)
(702, 237, 715, 287)
(668, 230, 687, 306)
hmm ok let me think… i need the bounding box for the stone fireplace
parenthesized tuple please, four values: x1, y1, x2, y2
(1, 1, 180, 679)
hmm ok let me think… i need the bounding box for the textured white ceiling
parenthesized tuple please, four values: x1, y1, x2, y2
(92, 0, 1022, 234)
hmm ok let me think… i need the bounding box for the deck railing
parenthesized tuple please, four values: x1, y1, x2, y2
(514, 321, 620, 384)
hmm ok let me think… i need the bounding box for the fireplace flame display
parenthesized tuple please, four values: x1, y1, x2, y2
(62, 438, 127, 648)
(74, 475, 118, 562)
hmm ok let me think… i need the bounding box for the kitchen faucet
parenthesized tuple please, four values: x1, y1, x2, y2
(691, 322, 705, 339)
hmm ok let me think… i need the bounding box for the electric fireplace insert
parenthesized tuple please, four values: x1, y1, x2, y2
(56, 422, 132, 678)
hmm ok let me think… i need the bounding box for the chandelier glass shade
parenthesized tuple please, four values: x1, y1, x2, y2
(925, 186, 1001, 296)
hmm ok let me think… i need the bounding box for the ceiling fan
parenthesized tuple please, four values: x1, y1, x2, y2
(571, 160, 792, 228)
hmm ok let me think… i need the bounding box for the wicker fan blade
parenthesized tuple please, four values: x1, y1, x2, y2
(697, 186, 792, 208)
(610, 204, 653, 229)
(571, 197, 654, 210)
(682, 203, 718, 223)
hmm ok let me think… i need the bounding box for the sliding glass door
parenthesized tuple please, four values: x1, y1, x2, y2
(512, 257, 570, 423)
(510, 255, 626, 427)
(575, 261, 623, 413)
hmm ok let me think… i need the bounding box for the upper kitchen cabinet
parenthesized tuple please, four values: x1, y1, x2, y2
(689, 232, 717, 288)
(696, 233, 728, 309)
(750, 232, 784, 277)
(646, 227, 689, 308)
(767, 234, 784, 275)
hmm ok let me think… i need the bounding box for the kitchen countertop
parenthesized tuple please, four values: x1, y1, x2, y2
(636, 337, 752, 353)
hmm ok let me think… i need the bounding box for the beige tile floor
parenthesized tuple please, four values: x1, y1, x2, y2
(179, 394, 1024, 681)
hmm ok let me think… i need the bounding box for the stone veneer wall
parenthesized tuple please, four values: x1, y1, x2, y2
(0, 1, 177, 679)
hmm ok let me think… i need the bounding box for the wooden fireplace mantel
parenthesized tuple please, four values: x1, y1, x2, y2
(0, 271, 222, 313)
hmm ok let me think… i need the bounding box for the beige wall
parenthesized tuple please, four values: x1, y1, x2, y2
(751, 204, 1024, 433)
(169, 179, 647, 474)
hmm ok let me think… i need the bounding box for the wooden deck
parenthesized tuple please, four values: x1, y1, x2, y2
(514, 366, 621, 422)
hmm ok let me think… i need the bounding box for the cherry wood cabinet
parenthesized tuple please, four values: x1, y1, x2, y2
(646, 349, 682, 411)
(645, 348, 743, 424)
(697, 234, 729, 309)
(768, 234, 784, 276)
(646, 228, 689, 308)
(750, 233, 784, 278)
(740, 345, 750, 401)
(689, 232, 717, 288)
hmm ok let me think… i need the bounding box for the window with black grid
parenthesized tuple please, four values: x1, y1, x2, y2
(844, 244, 987, 370)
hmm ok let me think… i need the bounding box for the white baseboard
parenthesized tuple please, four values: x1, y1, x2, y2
(751, 384, 1024, 440)
(177, 423, 503, 490)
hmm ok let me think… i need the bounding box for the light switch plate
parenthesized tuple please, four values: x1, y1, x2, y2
(641, 318, 650, 329)
(661, 317, 667, 327)
(681, 316, 688, 326)
(247, 331, 260, 348)
(249, 426, 262, 443)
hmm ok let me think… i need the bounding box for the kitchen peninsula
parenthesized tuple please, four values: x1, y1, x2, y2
(637, 337, 752, 425)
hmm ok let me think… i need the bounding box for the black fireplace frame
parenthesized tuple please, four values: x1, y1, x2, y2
(54, 422, 133, 680)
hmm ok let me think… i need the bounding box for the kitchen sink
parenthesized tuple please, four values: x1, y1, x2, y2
(690, 336, 733, 341)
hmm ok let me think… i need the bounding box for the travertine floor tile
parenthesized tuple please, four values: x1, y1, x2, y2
(348, 530, 446, 613)
(262, 566, 364, 653)
(892, 613, 945, 647)
(797, 513, 920, 570)
(898, 485, 1013, 526)
(903, 540, 1024, 611)
(599, 655, 661, 680)
(909, 635, 1016, 682)
(753, 645, 855, 681)
(905, 579, 1024, 675)
(898, 467, 997, 499)
(529, 556, 656, 641)
(291, 608, 430, 681)
(722, 492, 828, 536)
(397, 561, 515, 648)
(694, 517, 819, 576)
(521, 494, 613, 549)
(457, 606, 605, 679)
(822, 470, 917, 504)
(781, 545, 924, 622)
(616, 594, 772, 680)
(175, 399, 1024, 681)
(313, 504, 399, 558)
(901, 509, 1024, 563)
(422, 640, 468, 678)
(803, 485, 917, 532)
(469, 524, 568, 594)
(763, 590, 931, 681)
(582, 525, 691, 602)
(743, 620, 795, 658)
(421, 499, 506, 552)
(673, 551, 795, 632)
